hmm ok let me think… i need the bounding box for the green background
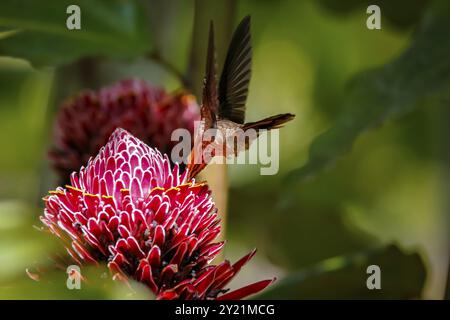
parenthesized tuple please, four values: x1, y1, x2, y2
(0, 0, 448, 299)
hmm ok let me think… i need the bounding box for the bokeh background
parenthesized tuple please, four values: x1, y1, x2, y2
(0, 0, 449, 299)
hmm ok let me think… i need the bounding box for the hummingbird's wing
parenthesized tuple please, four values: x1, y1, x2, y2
(218, 15, 252, 124)
(201, 21, 218, 129)
(187, 21, 218, 181)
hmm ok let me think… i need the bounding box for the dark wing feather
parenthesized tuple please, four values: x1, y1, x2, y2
(201, 21, 218, 129)
(218, 15, 252, 124)
(187, 21, 218, 180)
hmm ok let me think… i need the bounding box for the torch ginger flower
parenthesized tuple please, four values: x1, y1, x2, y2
(41, 128, 273, 299)
(49, 78, 199, 181)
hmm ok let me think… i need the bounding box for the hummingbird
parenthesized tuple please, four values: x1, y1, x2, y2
(187, 15, 295, 180)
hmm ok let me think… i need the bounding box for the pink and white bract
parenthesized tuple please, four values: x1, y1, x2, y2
(42, 128, 273, 299)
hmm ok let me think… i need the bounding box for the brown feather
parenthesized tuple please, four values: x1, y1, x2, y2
(201, 20, 218, 129)
(218, 15, 252, 124)
(242, 113, 295, 131)
(188, 21, 219, 180)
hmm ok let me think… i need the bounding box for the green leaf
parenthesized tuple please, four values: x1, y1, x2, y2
(0, 0, 151, 66)
(286, 0, 450, 186)
(0, 201, 64, 286)
(0, 264, 154, 299)
(228, 182, 378, 269)
(256, 244, 427, 299)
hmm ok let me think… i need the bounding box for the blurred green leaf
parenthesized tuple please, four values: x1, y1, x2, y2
(0, 0, 151, 66)
(286, 0, 450, 186)
(0, 201, 63, 283)
(257, 244, 427, 299)
(228, 181, 378, 269)
(0, 58, 53, 200)
(0, 264, 153, 299)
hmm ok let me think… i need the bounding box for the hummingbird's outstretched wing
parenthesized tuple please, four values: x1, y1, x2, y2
(201, 21, 218, 130)
(187, 21, 218, 181)
(218, 15, 252, 124)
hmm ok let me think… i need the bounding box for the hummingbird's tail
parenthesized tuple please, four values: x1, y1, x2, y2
(242, 113, 295, 131)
